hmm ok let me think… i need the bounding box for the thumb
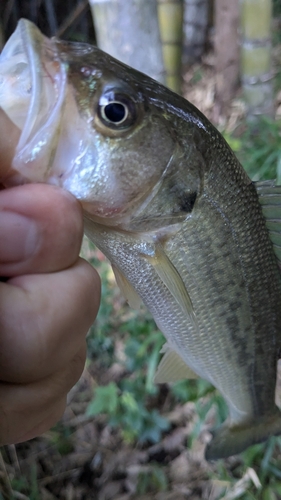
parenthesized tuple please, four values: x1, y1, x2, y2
(0, 108, 20, 181)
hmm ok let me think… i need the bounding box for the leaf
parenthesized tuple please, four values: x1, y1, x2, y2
(271, 482, 281, 495)
(262, 486, 277, 500)
(120, 391, 139, 413)
(261, 438, 276, 472)
(86, 382, 119, 416)
(266, 464, 281, 480)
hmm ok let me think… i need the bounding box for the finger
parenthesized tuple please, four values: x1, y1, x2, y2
(0, 345, 86, 445)
(0, 258, 100, 383)
(0, 183, 84, 276)
(18, 397, 67, 444)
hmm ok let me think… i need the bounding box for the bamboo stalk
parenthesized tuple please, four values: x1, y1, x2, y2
(89, 0, 165, 84)
(157, 0, 184, 94)
(240, 0, 274, 120)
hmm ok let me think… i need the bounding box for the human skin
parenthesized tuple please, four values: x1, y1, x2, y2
(0, 151, 101, 444)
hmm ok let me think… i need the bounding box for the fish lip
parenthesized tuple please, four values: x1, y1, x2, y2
(15, 19, 67, 167)
(0, 18, 45, 148)
(15, 19, 43, 150)
(0, 19, 67, 184)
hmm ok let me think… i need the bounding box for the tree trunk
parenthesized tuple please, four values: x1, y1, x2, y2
(183, 0, 209, 65)
(89, 0, 165, 84)
(240, 0, 274, 121)
(213, 0, 240, 123)
(157, 0, 184, 94)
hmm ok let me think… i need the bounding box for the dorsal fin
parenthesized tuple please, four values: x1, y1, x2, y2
(256, 180, 281, 268)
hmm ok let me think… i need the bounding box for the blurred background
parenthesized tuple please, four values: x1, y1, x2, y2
(1, 1, 281, 499)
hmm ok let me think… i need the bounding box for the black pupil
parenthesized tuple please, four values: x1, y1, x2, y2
(104, 102, 126, 123)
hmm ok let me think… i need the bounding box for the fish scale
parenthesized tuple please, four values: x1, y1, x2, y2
(202, 174, 281, 400)
(166, 206, 256, 407)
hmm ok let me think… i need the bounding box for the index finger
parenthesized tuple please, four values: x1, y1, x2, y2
(0, 184, 84, 276)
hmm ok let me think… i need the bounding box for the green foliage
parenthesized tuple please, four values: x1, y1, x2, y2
(222, 132, 242, 153)
(171, 377, 214, 403)
(87, 323, 169, 443)
(209, 438, 281, 500)
(170, 378, 228, 447)
(189, 67, 204, 85)
(10, 463, 40, 500)
(136, 465, 168, 494)
(87, 381, 119, 415)
(49, 422, 75, 455)
(223, 118, 281, 182)
(86, 261, 115, 368)
(273, 0, 281, 18)
(87, 377, 170, 444)
(86, 259, 170, 444)
(246, 438, 281, 499)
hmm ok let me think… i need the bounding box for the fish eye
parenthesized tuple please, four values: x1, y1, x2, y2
(101, 101, 127, 124)
(97, 90, 137, 130)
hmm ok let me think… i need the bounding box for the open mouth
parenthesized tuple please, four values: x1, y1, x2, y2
(0, 19, 66, 181)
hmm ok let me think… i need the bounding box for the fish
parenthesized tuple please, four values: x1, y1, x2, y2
(1, 18, 281, 460)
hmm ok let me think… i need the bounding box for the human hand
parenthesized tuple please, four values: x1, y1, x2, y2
(0, 172, 100, 444)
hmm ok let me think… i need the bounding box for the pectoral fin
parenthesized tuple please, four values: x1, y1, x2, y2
(112, 264, 143, 310)
(154, 343, 198, 383)
(144, 242, 198, 330)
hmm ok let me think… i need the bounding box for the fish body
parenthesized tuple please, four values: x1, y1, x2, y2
(1, 19, 281, 459)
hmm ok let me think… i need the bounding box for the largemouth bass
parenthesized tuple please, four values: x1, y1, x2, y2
(1, 19, 281, 460)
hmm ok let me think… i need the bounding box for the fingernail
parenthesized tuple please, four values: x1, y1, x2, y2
(0, 211, 39, 263)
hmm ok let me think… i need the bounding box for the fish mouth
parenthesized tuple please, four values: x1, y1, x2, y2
(0, 18, 67, 183)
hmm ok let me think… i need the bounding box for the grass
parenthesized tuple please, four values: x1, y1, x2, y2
(223, 117, 281, 183)
(85, 250, 170, 446)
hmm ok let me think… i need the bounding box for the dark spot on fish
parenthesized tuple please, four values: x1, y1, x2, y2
(226, 314, 248, 357)
(179, 191, 197, 213)
(229, 300, 242, 312)
(193, 127, 209, 157)
(226, 315, 239, 334)
(221, 249, 232, 259)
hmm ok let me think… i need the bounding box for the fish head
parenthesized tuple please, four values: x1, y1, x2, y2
(0, 19, 204, 229)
